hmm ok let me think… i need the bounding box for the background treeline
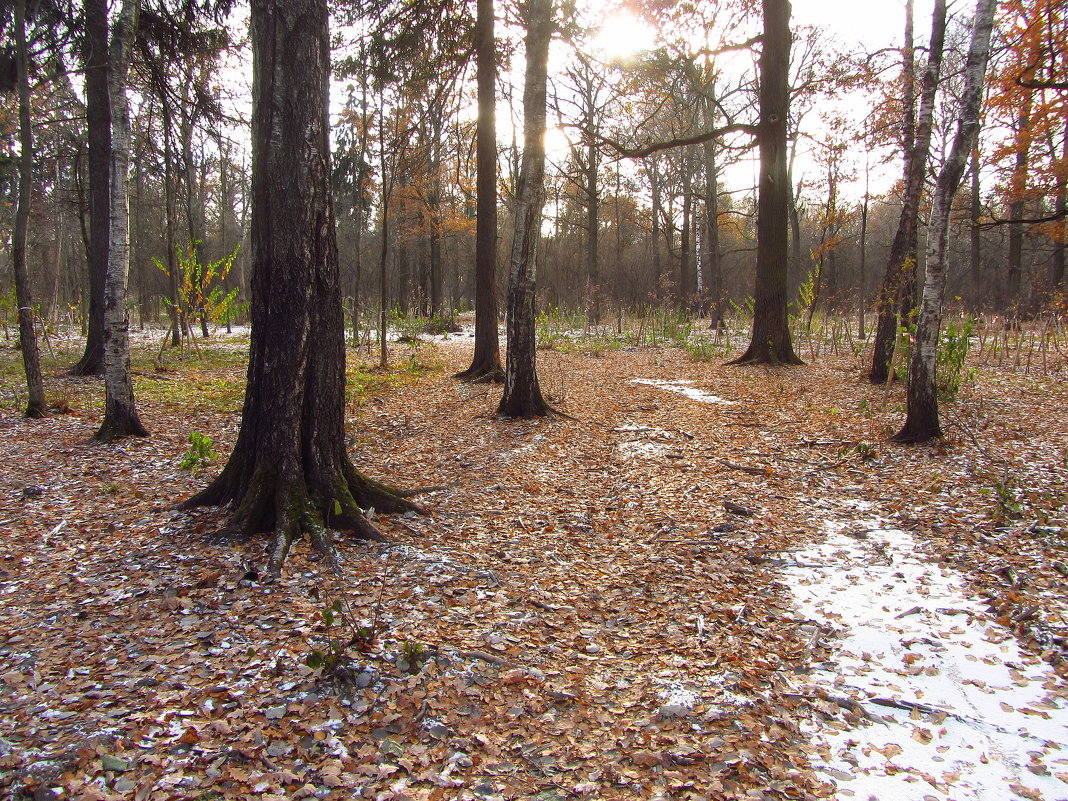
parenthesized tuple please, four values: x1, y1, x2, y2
(1, 0, 1065, 339)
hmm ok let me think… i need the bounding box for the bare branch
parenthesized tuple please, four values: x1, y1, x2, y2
(597, 123, 758, 159)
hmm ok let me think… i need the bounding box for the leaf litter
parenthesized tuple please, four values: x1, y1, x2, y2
(0, 331, 1066, 800)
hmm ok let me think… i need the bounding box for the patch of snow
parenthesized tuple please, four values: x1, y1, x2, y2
(785, 522, 1068, 800)
(632, 378, 736, 405)
(617, 441, 671, 459)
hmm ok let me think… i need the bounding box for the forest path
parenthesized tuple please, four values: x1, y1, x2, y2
(625, 349, 1068, 801)
(0, 333, 1065, 800)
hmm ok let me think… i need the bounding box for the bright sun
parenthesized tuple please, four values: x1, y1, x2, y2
(591, 13, 657, 60)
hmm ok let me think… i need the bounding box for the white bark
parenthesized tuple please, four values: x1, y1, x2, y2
(897, 0, 996, 441)
(98, 0, 146, 439)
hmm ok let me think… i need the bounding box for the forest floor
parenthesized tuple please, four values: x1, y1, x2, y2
(1, 323, 1067, 801)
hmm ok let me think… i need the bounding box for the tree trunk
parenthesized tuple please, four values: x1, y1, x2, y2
(1006, 95, 1032, 311)
(970, 145, 983, 307)
(585, 141, 600, 324)
(456, 0, 504, 382)
(871, 0, 946, 384)
(1052, 120, 1067, 294)
(702, 96, 722, 328)
(858, 129, 871, 337)
(72, 0, 110, 376)
(162, 103, 183, 346)
(13, 0, 46, 418)
(96, 0, 147, 442)
(183, 0, 417, 575)
(499, 0, 552, 418)
(680, 156, 693, 305)
(378, 94, 393, 369)
(894, 0, 995, 444)
(729, 0, 802, 365)
(428, 115, 444, 318)
(650, 160, 663, 301)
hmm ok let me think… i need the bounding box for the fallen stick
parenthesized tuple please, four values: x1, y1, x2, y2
(719, 459, 770, 476)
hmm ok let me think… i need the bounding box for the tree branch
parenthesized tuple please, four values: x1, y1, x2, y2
(598, 122, 758, 159)
(978, 209, 1067, 228)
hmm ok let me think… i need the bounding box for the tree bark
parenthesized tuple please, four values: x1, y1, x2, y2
(870, 0, 945, 383)
(1052, 120, 1067, 294)
(650, 159, 664, 301)
(498, 0, 552, 418)
(428, 113, 444, 318)
(729, 0, 802, 365)
(1006, 93, 1033, 310)
(13, 0, 47, 418)
(585, 137, 600, 324)
(680, 154, 693, 304)
(456, 0, 504, 382)
(702, 94, 722, 328)
(893, 0, 995, 444)
(96, 0, 148, 442)
(183, 0, 416, 574)
(969, 145, 982, 306)
(72, 0, 110, 376)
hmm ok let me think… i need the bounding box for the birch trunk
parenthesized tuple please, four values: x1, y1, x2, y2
(870, 0, 946, 384)
(498, 0, 552, 418)
(96, 0, 148, 441)
(893, 0, 996, 443)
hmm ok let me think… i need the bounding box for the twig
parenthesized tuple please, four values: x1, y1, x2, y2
(718, 459, 770, 476)
(453, 648, 508, 667)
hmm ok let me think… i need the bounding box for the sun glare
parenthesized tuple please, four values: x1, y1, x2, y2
(544, 126, 572, 162)
(592, 13, 657, 60)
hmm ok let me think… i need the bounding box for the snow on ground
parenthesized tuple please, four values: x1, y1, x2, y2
(785, 515, 1068, 801)
(631, 378, 737, 405)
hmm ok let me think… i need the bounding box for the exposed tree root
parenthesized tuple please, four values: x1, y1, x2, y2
(182, 456, 420, 576)
(94, 416, 149, 442)
(888, 424, 943, 444)
(454, 364, 504, 384)
(727, 348, 805, 367)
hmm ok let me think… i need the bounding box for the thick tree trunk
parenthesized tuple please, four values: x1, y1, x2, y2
(729, 0, 802, 365)
(894, 0, 995, 444)
(871, 0, 944, 383)
(96, 0, 147, 442)
(456, 0, 504, 382)
(72, 0, 110, 376)
(184, 0, 416, 574)
(13, 0, 46, 418)
(498, 0, 552, 419)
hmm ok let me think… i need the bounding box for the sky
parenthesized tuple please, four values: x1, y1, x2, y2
(557, 0, 953, 202)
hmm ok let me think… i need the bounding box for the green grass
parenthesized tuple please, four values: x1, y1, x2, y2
(0, 330, 444, 419)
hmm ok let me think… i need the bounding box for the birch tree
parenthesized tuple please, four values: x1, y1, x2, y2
(96, 0, 148, 441)
(893, 0, 996, 443)
(869, 0, 946, 384)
